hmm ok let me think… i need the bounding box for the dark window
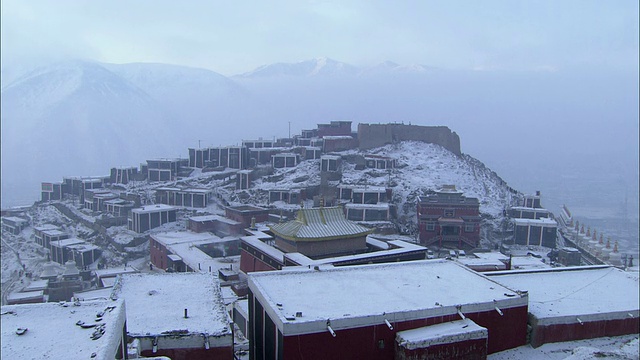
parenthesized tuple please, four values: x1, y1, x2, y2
(363, 193, 378, 204)
(265, 313, 276, 360)
(347, 209, 364, 221)
(255, 299, 264, 360)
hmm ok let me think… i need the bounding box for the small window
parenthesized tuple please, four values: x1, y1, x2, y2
(426, 223, 435, 231)
(465, 224, 475, 232)
(444, 209, 455, 217)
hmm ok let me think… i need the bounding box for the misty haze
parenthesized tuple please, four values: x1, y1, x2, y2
(1, 1, 638, 359)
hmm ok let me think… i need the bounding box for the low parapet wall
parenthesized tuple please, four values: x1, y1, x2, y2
(358, 123, 461, 155)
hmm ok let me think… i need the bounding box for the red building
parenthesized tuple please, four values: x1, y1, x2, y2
(247, 260, 529, 360)
(417, 185, 481, 249)
(188, 214, 242, 235)
(150, 231, 240, 272)
(112, 273, 233, 360)
(240, 232, 286, 273)
(395, 319, 488, 359)
(225, 205, 270, 229)
(487, 265, 639, 348)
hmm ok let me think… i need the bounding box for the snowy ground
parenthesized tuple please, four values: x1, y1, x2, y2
(490, 334, 639, 360)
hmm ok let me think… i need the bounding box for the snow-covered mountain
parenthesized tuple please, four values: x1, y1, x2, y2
(237, 57, 360, 78)
(1, 60, 174, 190)
(103, 62, 242, 101)
(358, 61, 438, 77)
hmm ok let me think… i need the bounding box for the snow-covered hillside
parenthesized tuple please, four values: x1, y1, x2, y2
(226, 141, 516, 245)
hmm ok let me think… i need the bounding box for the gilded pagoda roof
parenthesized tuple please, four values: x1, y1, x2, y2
(269, 206, 373, 242)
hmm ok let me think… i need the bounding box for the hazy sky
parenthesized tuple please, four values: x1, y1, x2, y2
(2, 0, 638, 76)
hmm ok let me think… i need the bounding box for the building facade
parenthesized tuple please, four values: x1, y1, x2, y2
(417, 186, 481, 249)
(248, 260, 528, 360)
(128, 204, 178, 233)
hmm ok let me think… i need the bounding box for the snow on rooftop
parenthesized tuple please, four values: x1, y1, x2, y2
(73, 287, 115, 301)
(283, 239, 426, 267)
(510, 206, 550, 212)
(322, 136, 354, 140)
(34, 224, 59, 232)
(22, 280, 49, 292)
(41, 229, 67, 236)
(248, 260, 525, 335)
(101, 278, 117, 288)
(131, 204, 177, 214)
(167, 244, 239, 274)
(94, 267, 138, 279)
(189, 214, 240, 225)
(513, 218, 557, 226)
(344, 203, 390, 210)
(112, 273, 230, 337)
(66, 243, 101, 252)
(7, 290, 44, 302)
(242, 236, 285, 262)
(396, 318, 487, 350)
(366, 236, 390, 250)
(2, 216, 28, 223)
(473, 252, 509, 262)
(509, 256, 551, 270)
(151, 231, 219, 246)
(487, 266, 640, 324)
(455, 257, 507, 270)
(1, 299, 126, 360)
(50, 237, 85, 247)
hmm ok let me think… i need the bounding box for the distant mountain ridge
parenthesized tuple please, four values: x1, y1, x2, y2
(235, 57, 438, 78)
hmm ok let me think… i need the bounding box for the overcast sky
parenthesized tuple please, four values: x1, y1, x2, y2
(2, 0, 638, 76)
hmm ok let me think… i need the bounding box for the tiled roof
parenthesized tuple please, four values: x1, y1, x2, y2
(269, 206, 372, 241)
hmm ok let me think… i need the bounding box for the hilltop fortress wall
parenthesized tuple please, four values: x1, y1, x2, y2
(358, 123, 461, 156)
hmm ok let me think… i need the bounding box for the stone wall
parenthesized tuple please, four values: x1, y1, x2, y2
(357, 123, 461, 155)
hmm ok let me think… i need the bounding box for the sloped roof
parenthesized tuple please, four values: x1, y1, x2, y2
(269, 206, 372, 242)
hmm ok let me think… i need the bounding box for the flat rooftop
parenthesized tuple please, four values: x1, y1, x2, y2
(513, 218, 557, 226)
(283, 239, 426, 267)
(131, 204, 177, 214)
(152, 231, 220, 246)
(50, 238, 85, 248)
(2, 216, 28, 223)
(94, 267, 138, 279)
(487, 266, 640, 324)
(248, 259, 526, 335)
(190, 214, 241, 225)
(112, 273, 230, 337)
(396, 318, 487, 350)
(41, 229, 67, 237)
(34, 224, 59, 232)
(1, 299, 126, 360)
